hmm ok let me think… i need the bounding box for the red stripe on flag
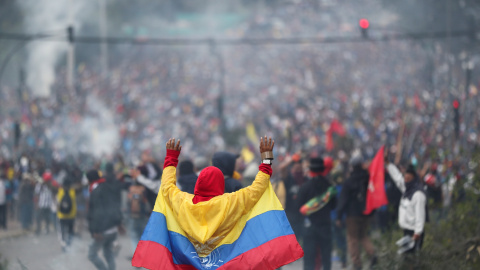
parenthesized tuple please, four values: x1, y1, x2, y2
(363, 146, 388, 215)
(132, 240, 197, 270)
(218, 234, 304, 270)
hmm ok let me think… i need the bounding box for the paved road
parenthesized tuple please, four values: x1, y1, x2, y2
(1, 231, 342, 270)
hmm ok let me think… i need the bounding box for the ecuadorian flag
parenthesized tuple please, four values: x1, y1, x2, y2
(132, 165, 303, 270)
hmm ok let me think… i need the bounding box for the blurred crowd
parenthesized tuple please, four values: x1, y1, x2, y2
(0, 137, 473, 269)
(0, 1, 479, 163)
(0, 1, 479, 269)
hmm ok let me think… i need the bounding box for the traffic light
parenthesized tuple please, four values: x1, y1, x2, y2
(453, 99, 460, 138)
(359, 19, 369, 39)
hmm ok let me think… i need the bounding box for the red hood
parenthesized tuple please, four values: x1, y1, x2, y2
(192, 166, 225, 204)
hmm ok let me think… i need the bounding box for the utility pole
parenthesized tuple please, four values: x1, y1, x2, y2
(463, 61, 473, 149)
(67, 0, 76, 99)
(67, 26, 75, 99)
(209, 40, 226, 137)
(99, 0, 109, 83)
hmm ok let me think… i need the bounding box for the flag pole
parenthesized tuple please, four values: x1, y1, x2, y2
(395, 117, 406, 164)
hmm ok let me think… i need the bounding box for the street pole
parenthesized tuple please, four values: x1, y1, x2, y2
(67, 0, 75, 99)
(99, 0, 109, 83)
(0, 41, 29, 116)
(210, 40, 226, 137)
(67, 26, 75, 99)
(464, 61, 473, 151)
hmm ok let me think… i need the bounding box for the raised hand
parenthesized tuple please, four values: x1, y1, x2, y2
(166, 138, 182, 152)
(259, 135, 274, 155)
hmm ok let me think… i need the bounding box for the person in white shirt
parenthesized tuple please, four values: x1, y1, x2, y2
(386, 162, 427, 253)
(35, 176, 55, 235)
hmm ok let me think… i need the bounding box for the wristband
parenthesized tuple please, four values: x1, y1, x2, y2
(262, 159, 272, 165)
(261, 151, 274, 160)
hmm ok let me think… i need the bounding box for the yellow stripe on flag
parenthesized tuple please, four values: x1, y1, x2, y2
(152, 167, 283, 257)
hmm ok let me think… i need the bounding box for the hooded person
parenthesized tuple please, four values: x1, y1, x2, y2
(177, 160, 197, 194)
(193, 156, 209, 176)
(57, 177, 77, 250)
(103, 162, 123, 204)
(132, 137, 304, 270)
(336, 154, 377, 270)
(297, 157, 336, 270)
(211, 151, 243, 193)
(86, 169, 124, 270)
(386, 162, 427, 254)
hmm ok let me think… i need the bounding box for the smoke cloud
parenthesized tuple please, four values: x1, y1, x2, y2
(79, 95, 120, 158)
(47, 94, 119, 159)
(17, 0, 88, 97)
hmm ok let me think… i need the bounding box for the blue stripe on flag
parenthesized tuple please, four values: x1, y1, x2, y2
(140, 210, 294, 269)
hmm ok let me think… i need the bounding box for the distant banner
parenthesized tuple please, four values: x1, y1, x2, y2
(363, 146, 388, 215)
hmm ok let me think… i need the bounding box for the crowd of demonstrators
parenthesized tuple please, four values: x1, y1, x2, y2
(271, 148, 434, 269)
(0, 133, 475, 269)
(0, 3, 478, 163)
(0, 1, 478, 269)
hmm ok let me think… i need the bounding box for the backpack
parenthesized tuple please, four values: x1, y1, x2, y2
(59, 189, 73, 214)
(129, 185, 147, 218)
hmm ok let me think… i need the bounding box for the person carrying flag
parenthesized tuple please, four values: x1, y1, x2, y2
(297, 157, 337, 270)
(132, 136, 304, 270)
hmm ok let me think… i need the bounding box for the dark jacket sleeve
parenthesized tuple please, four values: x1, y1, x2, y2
(225, 178, 243, 193)
(87, 191, 96, 235)
(328, 190, 337, 210)
(336, 180, 349, 220)
(296, 183, 310, 211)
(234, 180, 243, 192)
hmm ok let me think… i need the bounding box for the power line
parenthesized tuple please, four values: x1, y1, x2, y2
(0, 29, 475, 46)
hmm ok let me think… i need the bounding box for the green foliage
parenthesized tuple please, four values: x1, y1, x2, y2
(374, 157, 480, 270)
(0, 253, 8, 270)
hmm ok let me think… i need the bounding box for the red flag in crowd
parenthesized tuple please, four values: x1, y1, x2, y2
(326, 129, 334, 151)
(330, 119, 346, 136)
(414, 94, 423, 111)
(363, 146, 388, 215)
(325, 119, 346, 151)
